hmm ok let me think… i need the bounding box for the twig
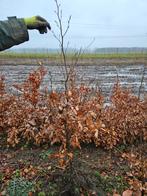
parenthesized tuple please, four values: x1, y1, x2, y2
(52, 0, 72, 91)
(138, 66, 145, 99)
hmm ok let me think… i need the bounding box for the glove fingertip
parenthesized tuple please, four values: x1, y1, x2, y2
(39, 29, 44, 34)
(48, 24, 51, 30)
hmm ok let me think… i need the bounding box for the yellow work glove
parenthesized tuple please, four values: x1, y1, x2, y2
(24, 16, 51, 34)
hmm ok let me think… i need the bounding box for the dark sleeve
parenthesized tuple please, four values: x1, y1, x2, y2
(0, 16, 29, 51)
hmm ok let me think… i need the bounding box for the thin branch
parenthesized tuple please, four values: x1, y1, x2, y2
(85, 37, 96, 51)
(63, 16, 72, 37)
(138, 66, 145, 99)
(51, 30, 61, 44)
(53, 0, 72, 91)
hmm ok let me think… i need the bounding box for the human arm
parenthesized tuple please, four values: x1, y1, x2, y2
(0, 16, 29, 51)
(0, 16, 51, 51)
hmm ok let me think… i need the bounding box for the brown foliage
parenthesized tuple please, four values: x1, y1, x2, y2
(0, 67, 146, 150)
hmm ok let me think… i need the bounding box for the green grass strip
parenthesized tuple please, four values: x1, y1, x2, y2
(0, 52, 147, 59)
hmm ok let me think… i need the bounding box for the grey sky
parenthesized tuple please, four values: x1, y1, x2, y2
(1, 0, 147, 49)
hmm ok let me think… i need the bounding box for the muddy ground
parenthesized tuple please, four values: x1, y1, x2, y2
(0, 134, 147, 195)
(0, 58, 147, 99)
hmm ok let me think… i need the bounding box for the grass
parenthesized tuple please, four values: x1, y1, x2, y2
(0, 51, 147, 59)
(0, 52, 58, 59)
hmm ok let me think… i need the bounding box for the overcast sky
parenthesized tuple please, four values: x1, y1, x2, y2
(1, 0, 147, 49)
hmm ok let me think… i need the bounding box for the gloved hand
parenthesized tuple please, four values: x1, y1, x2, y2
(24, 16, 51, 34)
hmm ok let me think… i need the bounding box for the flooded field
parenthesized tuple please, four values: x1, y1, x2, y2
(0, 59, 147, 101)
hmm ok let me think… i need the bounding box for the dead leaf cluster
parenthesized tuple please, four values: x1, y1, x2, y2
(0, 67, 146, 150)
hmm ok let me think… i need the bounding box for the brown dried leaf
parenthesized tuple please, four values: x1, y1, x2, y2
(122, 190, 133, 196)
